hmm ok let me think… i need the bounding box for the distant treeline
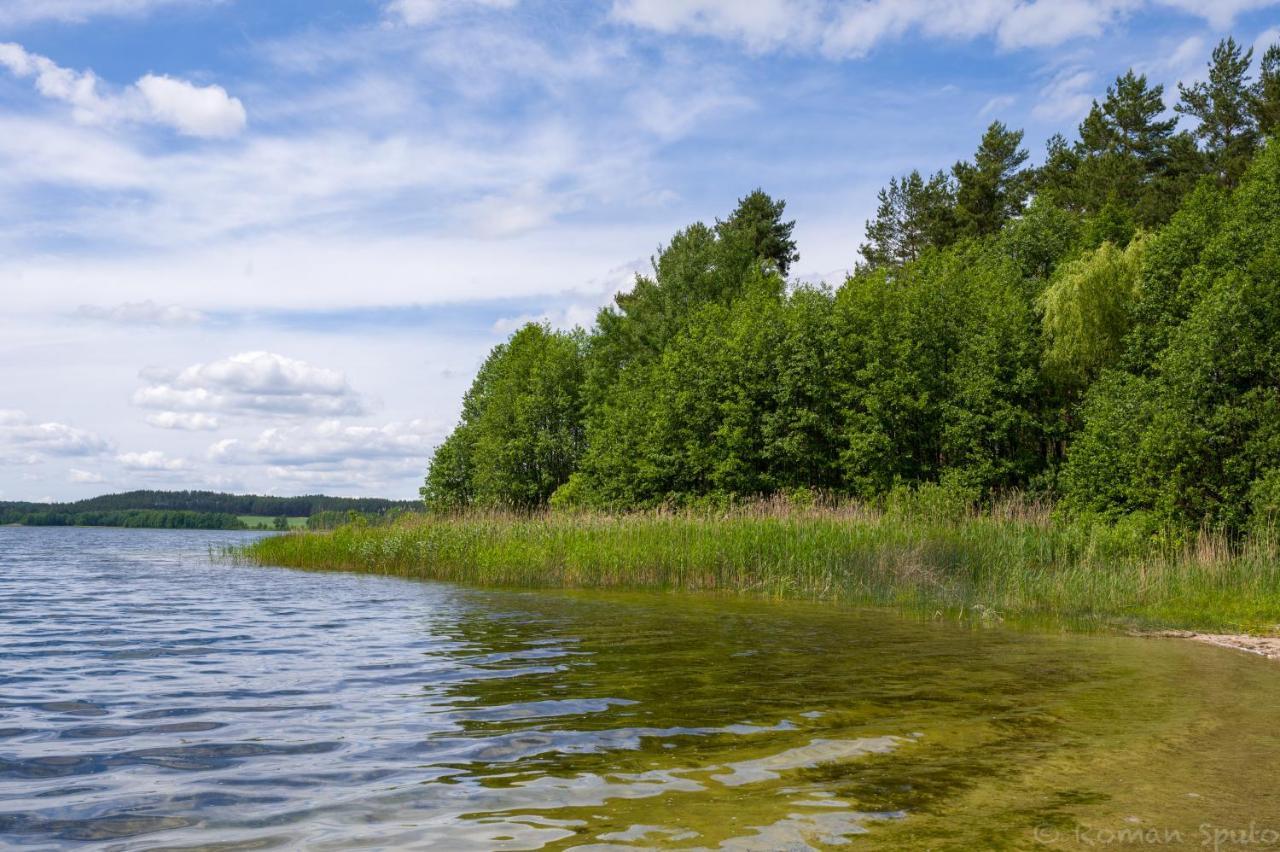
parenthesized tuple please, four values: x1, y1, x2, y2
(0, 490, 421, 530)
(9, 509, 247, 529)
(424, 37, 1280, 534)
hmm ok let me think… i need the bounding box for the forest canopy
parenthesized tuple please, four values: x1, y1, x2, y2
(424, 36, 1280, 533)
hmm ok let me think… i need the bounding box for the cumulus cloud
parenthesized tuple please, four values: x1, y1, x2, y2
(133, 351, 366, 417)
(385, 0, 519, 26)
(74, 300, 206, 326)
(0, 42, 245, 138)
(68, 468, 105, 483)
(145, 411, 220, 430)
(610, 0, 1279, 56)
(117, 450, 190, 470)
(0, 410, 113, 457)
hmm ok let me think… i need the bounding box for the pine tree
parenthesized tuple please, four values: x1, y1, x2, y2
(715, 189, 799, 277)
(1255, 43, 1280, 138)
(858, 170, 955, 268)
(1177, 37, 1259, 185)
(953, 121, 1031, 237)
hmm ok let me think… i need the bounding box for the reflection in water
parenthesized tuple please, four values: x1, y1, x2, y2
(1, 526, 1278, 849)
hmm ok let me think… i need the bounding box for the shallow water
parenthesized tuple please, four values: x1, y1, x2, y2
(1, 526, 1279, 850)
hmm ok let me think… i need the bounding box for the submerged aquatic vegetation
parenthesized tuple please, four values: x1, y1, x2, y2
(238, 495, 1280, 635)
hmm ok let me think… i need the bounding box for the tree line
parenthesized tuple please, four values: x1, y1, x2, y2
(423, 37, 1280, 532)
(0, 490, 421, 529)
(2, 509, 247, 529)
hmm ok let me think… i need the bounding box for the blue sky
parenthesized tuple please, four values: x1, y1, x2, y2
(1, 0, 1278, 501)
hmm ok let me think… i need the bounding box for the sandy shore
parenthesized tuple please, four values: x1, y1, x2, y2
(1139, 630, 1280, 661)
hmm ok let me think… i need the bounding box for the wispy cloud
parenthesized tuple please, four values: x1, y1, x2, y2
(75, 301, 207, 326)
(0, 0, 216, 28)
(610, 0, 1280, 57)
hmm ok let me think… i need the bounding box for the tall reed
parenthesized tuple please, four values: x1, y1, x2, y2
(237, 500, 1280, 634)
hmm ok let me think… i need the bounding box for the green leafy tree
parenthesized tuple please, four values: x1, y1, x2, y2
(424, 324, 586, 510)
(1064, 140, 1280, 527)
(1039, 235, 1147, 389)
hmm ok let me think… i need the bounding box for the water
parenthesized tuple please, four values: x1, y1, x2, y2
(2, 527, 1279, 850)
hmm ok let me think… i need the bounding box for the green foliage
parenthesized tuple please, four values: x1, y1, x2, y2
(858, 170, 956, 268)
(243, 504, 1280, 634)
(5, 509, 246, 529)
(419, 37, 1280, 536)
(1063, 139, 1280, 527)
(1257, 43, 1280, 137)
(1177, 37, 1260, 186)
(1039, 235, 1147, 388)
(952, 121, 1032, 237)
(424, 323, 587, 510)
(716, 188, 800, 277)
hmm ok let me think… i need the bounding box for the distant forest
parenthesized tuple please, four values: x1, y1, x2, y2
(424, 37, 1280, 533)
(0, 490, 420, 529)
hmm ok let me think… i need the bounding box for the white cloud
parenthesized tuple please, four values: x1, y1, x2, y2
(145, 411, 220, 431)
(0, 42, 245, 138)
(1157, 0, 1279, 29)
(979, 94, 1017, 118)
(68, 468, 105, 483)
(134, 351, 366, 417)
(611, 0, 1280, 56)
(134, 74, 246, 138)
(611, 0, 821, 53)
(0, 410, 113, 457)
(210, 419, 442, 468)
(492, 302, 600, 334)
(0, 0, 214, 27)
(385, 0, 519, 26)
(1032, 66, 1096, 122)
(117, 449, 191, 470)
(74, 300, 206, 326)
(1254, 26, 1280, 60)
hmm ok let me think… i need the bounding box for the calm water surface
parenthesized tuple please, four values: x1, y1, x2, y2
(2, 526, 1279, 850)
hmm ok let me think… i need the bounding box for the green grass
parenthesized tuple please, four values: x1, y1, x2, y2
(236, 500, 1280, 635)
(237, 515, 309, 530)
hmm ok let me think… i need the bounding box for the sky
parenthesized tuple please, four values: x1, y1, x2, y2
(1, 0, 1278, 502)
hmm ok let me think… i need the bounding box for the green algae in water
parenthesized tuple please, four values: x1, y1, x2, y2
(346, 590, 1280, 850)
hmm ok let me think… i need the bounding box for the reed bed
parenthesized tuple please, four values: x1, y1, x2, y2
(237, 498, 1280, 634)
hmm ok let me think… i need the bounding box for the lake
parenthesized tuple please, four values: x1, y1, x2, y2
(2, 526, 1278, 849)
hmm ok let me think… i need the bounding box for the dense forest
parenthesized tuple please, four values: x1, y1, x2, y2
(0, 490, 419, 528)
(423, 37, 1280, 534)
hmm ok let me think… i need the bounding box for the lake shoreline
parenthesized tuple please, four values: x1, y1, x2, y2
(236, 505, 1280, 639)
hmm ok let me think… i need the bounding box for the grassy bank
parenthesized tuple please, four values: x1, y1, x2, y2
(238, 499, 1280, 635)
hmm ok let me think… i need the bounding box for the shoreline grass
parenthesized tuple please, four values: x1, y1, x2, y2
(236, 498, 1280, 635)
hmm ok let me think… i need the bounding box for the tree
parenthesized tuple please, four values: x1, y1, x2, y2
(1177, 37, 1259, 186)
(716, 189, 799, 277)
(423, 324, 586, 510)
(1039, 236, 1147, 390)
(1063, 139, 1280, 527)
(273, 515, 288, 530)
(953, 121, 1032, 237)
(1255, 43, 1280, 137)
(858, 170, 955, 268)
(1075, 71, 1186, 226)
